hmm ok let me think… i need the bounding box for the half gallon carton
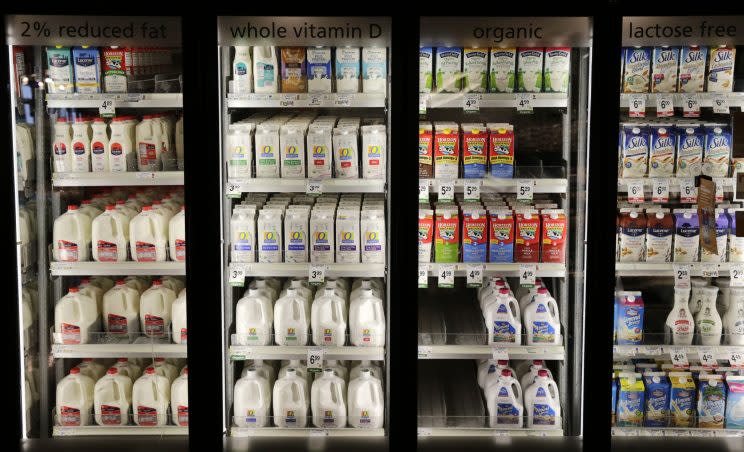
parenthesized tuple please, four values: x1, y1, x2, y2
(362, 47, 387, 94)
(676, 126, 704, 177)
(543, 48, 571, 93)
(434, 206, 459, 263)
(280, 125, 306, 178)
(103, 47, 128, 93)
(462, 123, 487, 178)
(361, 125, 386, 179)
(726, 375, 744, 429)
(678, 46, 707, 93)
(257, 209, 283, 263)
(698, 374, 726, 429)
(280, 47, 307, 93)
(674, 210, 700, 263)
(487, 123, 514, 178)
(306, 123, 333, 179)
(621, 126, 648, 178)
(333, 126, 360, 179)
(669, 372, 696, 427)
(644, 372, 670, 427)
(651, 46, 679, 93)
(433, 124, 459, 180)
(361, 208, 386, 264)
(435, 47, 462, 93)
(489, 48, 516, 93)
(708, 46, 736, 92)
(463, 48, 488, 93)
(618, 210, 646, 262)
(284, 208, 309, 263)
(307, 47, 332, 93)
(488, 209, 514, 263)
(703, 126, 731, 178)
(419, 47, 433, 93)
(73, 47, 102, 94)
(615, 291, 644, 345)
(515, 211, 540, 263)
(540, 209, 567, 264)
(255, 124, 280, 178)
(623, 47, 651, 93)
(617, 373, 644, 427)
(648, 126, 675, 177)
(336, 207, 360, 263)
(46, 46, 74, 94)
(517, 48, 544, 93)
(310, 207, 335, 264)
(645, 208, 673, 262)
(418, 209, 434, 263)
(419, 123, 434, 178)
(335, 47, 360, 94)
(462, 208, 487, 263)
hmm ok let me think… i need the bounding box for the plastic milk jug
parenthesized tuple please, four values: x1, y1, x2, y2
(132, 367, 170, 426)
(78, 278, 104, 313)
(523, 288, 561, 345)
(56, 367, 95, 426)
(694, 286, 722, 345)
(349, 288, 386, 346)
(272, 369, 309, 427)
(136, 115, 162, 171)
(139, 280, 176, 338)
(112, 358, 142, 381)
(347, 368, 384, 428)
(130, 206, 168, 262)
(311, 368, 348, 428)
(311, 287, 348, 346)
(236, 289, 274, 345)
(478, 359, 516, 390)
(93, 367, 132, 426)
(91, 118, 109, 172)
(53, 205, 92, 262)
(274, 288, 310, 345)
(486, 369, 523, 428)
(102, 280, 140, 335)
(525, 370, 561, 429)
(666, 287, 695, 345)
(149, 358, 179, 383)
(169, 206, 186, 262)
(92, 205, 129, 262)
(520, 361, 555, 390)
(234, 369, 271, 427)
(55, 287, 99, 344)
(171, 289, 187, 344)
(170, 369, 188, 426)
(350, 361, 383, 382)
(484, 288, 521, 345)
(108, 117, 134, 172)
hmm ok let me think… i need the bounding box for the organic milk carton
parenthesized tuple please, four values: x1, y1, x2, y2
(335, 47, 360, 94)
(103, 47, 128, 93)
(645, 209, 673, 262)
(280, 125, 306, 178)
(621, 126, 648, 178)
(310, 208, 335, 264)
(651, 46, 679, 93)
(698, 375, 726, 428)
(678, 46, 708, 93)
(361, 125, 386, 179)
(435, 48, 462, 93)
(462, 208, 487, 262)
(333, 126, 359, 179)
(307, 47, 332, 93)
(255, 123, 280, 178)
(418, 209, 434, 263)
(515, 211, 540, 263)
(708, 46, 736, 92)
(361, 209, 385, 264)
(726, 376, 744, 429)
(280, 47, 307, 93)
(615, 291, 644, 345)
(489, 48, 516, 93)
(617, 373, 644, 427)
(284, 209, 309, 263)
(73, 47, 102, 94)
(435, 206, 459, 263)
(540, 210, 567, 264)
(623, 47, 651, 93)
(702, 209, 729, 263)
(488, 124, 515, 178)
(703, 126, 732, 178)
(419, 47, 434, 93)
(336, 208, 360, 263)
(676, 127, 704, 177)
(362, 47, 387, 94)
(46, 47, 74, 93)
(461, 124, 487, 178)
(674, 210, 700, 262)
(488, 209, 514, 263)
(543, 48, 571, 93)
(307, 124, 333, 179)
(643, 372, 670, 427)
(463, 48, 488, 93)
(257, 209, 283, 263)
(433, 124, 459, 179)
(517, 48, 544, 93)
(648, 126, 675, 177)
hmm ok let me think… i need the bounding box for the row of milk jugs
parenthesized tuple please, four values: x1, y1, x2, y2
(234, 359, 384, 428)
(478, 359, 561, 429)
(236, 277, 385, 347)
(56, 358, 188, 427)
(53, 113, 184, 173)
(479, 277, 561, 346)
(55, 277, 186, 344)
(53, 199, 185, 263)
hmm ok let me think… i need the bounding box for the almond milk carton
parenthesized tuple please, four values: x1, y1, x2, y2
(623, 47, 650, 93)
(651, 46, 679, 93)
(707, 46, 736, 92)
(678, 46, 708, 93)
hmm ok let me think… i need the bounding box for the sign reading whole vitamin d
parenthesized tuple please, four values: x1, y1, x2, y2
(218, 17, 390, 47)
(7, 15, 181, 46)
(623, 17, 744, 46)
(420, 17, 591, 47)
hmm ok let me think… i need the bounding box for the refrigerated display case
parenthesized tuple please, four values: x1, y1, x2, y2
(417, 17, 591, 437)
(612, 15, 744, 438)
(6, 15, 188, 438)
(217, 17, 392, 438)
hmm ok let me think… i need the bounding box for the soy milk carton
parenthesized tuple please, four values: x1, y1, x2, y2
(678, 46, 708, 93)
(623, 47, 651, 93)
(435, 48, 462, 93)
(543, 48, 571, 93)
(648, 126, 675, 177)
(651, 46, 679, 93)
(517, 48, 544, 93)
(489, 48, 516, 93)
(621, 126, 648, 178)
(708, 46, 736, 92)
(463, 48, 488, 93)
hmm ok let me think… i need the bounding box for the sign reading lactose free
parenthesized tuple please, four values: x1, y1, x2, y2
(623, 17, 744, 46)
(218, 17, 391, 46)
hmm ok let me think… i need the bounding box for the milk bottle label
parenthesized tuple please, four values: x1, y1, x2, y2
(138, 142, 157, 169)
(255, 62, 275, 88)
(57, 240, 79, 261)
(54, 142, 69, 169)
(531, 304, 556, 343)
(107, 313, 128, 334)
(497, 397, 521, 424)
(175, 239, 186, 261)
(177, 405, 188, 426)
(101, 405, 122, 425)
(492, 305, 516, 343)
(136, 241, 157, 261)
(61, 406, 81, 426)
(137, 406, 159, 426)
(322, 409, 339, 426)
(96, 240, 119, 262)
(532, 387, 557, 425)
(144, 314, 165, 336)
(61, 323, 82, 344)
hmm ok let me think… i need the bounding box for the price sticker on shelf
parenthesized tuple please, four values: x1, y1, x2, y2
(419, 94, 428, 115)
(640, 346, 662, 356)
(437, 180, 455, 202)
(308, 94, 324, 107)
(136, 171, 155, 180)
(417, 427, 433, 437)
(516, 93, 533, 113)
(628, 94, 646, 118)
(731, 264, 744, 286)
(419, 181, 430, 203)
(678, 178, 697, 203)
(308, 265, 326, 285)
(307, 347, 324, 373)
(437, 264, 455, 288)
(418, 346, 432, 359)
(466, 264, 484, 288)
(673, 264, 691, 289)
(730, 350, 744, 368)
(306, 180, 323, 196)
(517, 179, 534, 201)
(99, 99, 115, 117)
(655, 94, 674, 117)
(279, 93, 297, 107)
(698, 347, 717, 369)
(682, 94, 700, 118)
(520, 264, 537, 287)
(491, 347, 509, 361)
(700, 263, 719, 278)
(463, 93, 480, 113)
(712, 94, 730, 114)
(464, 180, 481, 201)
(334, 94, 352, 107)
(670, 347, 689, 369)
(418, 265, 429, 288)
(626, 179, 645, 203)
(228, 264, 246, 287)
(652, 178, 669, 203)
(226, 183, 241, 199)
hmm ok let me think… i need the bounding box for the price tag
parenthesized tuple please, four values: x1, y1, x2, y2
(463, 93, 480, 113)
(641, 346, 662, 356)
(419, 181, 430, 203)
(712, 94, 730, 114)
(655, 94, 674, 117)
(437, 264, 455, 288)
(629, 94, 646, 118)
(310, 429, 329, 437)
(517, 179, 534, 201)
(673, 264, 691, 289)
(516, 93, 533, 113)
(466, 264, 484, 288)
(669, 346, 689, 369)
(228, 264, 246, 287)
(730, 350, 744, 368)
(437, 180, 455, 202)
(713, 177, 724, 202)
(678, 178, 697, 203)
(627, 179, 645, 203)
(309, 265, 326, 285)
(334, 94, 352, 107)
(135, 171, 155, 180)
(491, 347, 509, 361)
(464, 180, 481, 201)
(652, 178, 669, 203)
(700, 263, 719, 278)
(418, 265, 429, 288)
(226, 183, 241, 199)
(279, 93, 297, 107)
(99, 99, 115, 117)
(730, 264, 744, 286)
(307, 347, 324, 373)
(417, 427, 432, 436)
(520, 264, 537, 287)
(697, 347, 717, 369)
(308, 94, 324, 107)
(682, 94, 700, 118)
(419, 94, 428, 115)
(306, 180, 323, 196)
(418, 346, 432, 358)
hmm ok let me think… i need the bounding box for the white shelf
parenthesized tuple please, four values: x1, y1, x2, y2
(417, 344, 565, 360)
(230, 427, 385, 437)
(612, 427, 744, 437)
(53, 171, 184, 187)
(617, 177, 734, 193)
(422, 178, 567, 194)
(46, 93, 183, 109)
(226, 93, 386, 108)
(417, 427, 563, 437)
(227, 178, 385, 194)
(423, 263, 566, 278)
(228, 262, 385, 279)
(615, 262, 736, 277)
(229, 345, 385, 361)
(51, 343, 186, 359)
(50, 261, 185, 276)
(421, 93, 568, 109)
(53, 425, 187, 436)
(614, 344, 744, 361)
(619, 92, 744, 109)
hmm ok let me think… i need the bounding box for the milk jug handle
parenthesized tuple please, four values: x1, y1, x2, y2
(548, 380, 559, 400)
(513, 381, 522, 401)
(332, 301, 343, 323)
(510, 299, 520, 319)
(548, 298, 560, 321)
(373, 301, 384, 323)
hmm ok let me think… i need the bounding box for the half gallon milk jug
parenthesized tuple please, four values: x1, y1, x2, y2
(171, 368, 188, 426)
(55, 287, 99, 344)
(233, 46, 253, 94)
(139, 280, 176, 338)
(169, 206, 186, 262)
(666, 287, 695, 345)
(274, 288, 309, 345)
(53, 117, 73, 172)
(171, 289, 187, 344)
(53, 205, 92, 262)
(525, 370, 561, 429)
(92, 205, 129, 262)
(484, 288, 521, 345)
(348, 368, 384, 428)
(311, 368, 347, 428)
(253, 46, 278, 94)
(523, 288, 561, 345)
(94, 367, 132, 426)
(236, 289, 273, 345)
(136, 115, 162, 171)
(70, 118, 91, 172)
(349, 288, 386, 346)
(91, 117, 109, 172)
(694, 286, 722, 345)
(311, 287, 348, 346)
(132, 367, 170, 426)
(724, 287, 744, 345)
(130, 206, 168, 262)
(273, 368, 309, 427)
(485, 369, 523, 428)
(56, 367, 95, 426)
(108, 117, 134, 172)
(478, 359, 515, 390)
(234, 369, 271, 427)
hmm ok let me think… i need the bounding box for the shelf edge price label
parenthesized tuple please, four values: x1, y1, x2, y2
(712, 94, 730, 114)
(466, 264, 484, 288)
(673, 264, 691, 289)
(419, 94, 428, 115)
(419, 181, 430, 203)
(516, 93, 533, 113)
(463, 93, 480, 113)
(464, 180, 481, 201)
(520, 264, 537, 287)
(306, 180, 323, 196)
(731, 264, 744, 286)
(652, 178, 669, 203)
(99, 99, 115, 117)
(418, 264, 429, 288)
(517, 179, 534, 201)
(226, 183, 241, 198)
(228, 264, 246, 287)
(700, 263, 719, 278)
(682, 93, 700, 118)
(309, 264, 326, 285)
(678, 178, 697, 203)
(626, 179, 645, 203)
(417, 427, 432, 437)
(418, 346, 432, 359)
(437, 264, 455, 288)
(437, 180, 455, 202)
(698, 347, 717, 369)
(308, 94, 324, 107)
(280, 93, 297, 107)
(307, 347, 324, 373)
(334, 94, 352, 107)
(730, 349, 744, 368)
(628, 94, 646, 118)
(491, 346, 509, 361)
(656, 93, 674, 117)
(669, 346, 689, 369)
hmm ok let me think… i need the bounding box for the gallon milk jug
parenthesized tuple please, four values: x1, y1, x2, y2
(347, 368, 384, 428)
(169, 206, 186, 262)
(315, 360, 349, 383)
(160, 276, 185, 295)
(92, 205, 129, 262)
(78, 278, 104, 313)
(112, 358, 142, 380)
(136, 115, 162, 171)
(523, 288, 561, 345)
(53, 117, 73, 172)
(350, 361, 383, 382)
(349, 288, 386, 347)
(56, 367, 95, 426)
(478, 359, 515, 390)
(171, 368, 188, 426)
(70, 118, 91, 172)
(518, 282, 546, 313)
(479, 279, 510, 310)
(90, 117, 109, 172)
(311, 287, 348, 346)
(124, 275, 148, 294)
(132, 367, 170, 426)
(274, 288, 310, 345)
(279, 360, 311, 386)
(236, 288, 273, 345)
(280, 278, 313, 301)
(243, 360, 276, 387)
(524, 370, 561, 429)
(695, 286, 722, 345)
(515, 278, 542, 305)
(171, 289, 187, 344)
(273, 368, 309, 427)
(311, 368, 348, 428)
(149, 358, 179, 383)
(520, 361, 555, 391)
(484, 288, 521, 345)
(249, 279, 278, 303)
(234, 369, 271, 427)
(55, 287, 99, 344)
(253, 46, 278, 94)
(53, 205, 92, 262)
(485, 369, 523, 428)
(724, 287, 744, 345)
(233, 46, 253, 94)
(666, 287, 695, 345)
(108, 117, 134, 172)
(130, 206, 168, 262)
(93, 367, 132, 426)
(139, 280, 176, 338)
(88, 275, 114, 292)
(77, 358, 106, 381)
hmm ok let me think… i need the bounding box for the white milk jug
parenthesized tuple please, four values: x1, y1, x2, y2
(169, 206, 186, 262)
(78, 278, 104, 313)
(77, 358, 106, 381)
(55, 287, 99, 344)
(171, 369, 188, 426)
(149, 358, 179, 383)
(524, 370, 561, 429)
(518, 282, 546, 313)
(253, 46, 278, 94)
(350, 361, 383, 382)
(53, 117, 73, 172)
(484, 288, 522, 345)
(311, 368, 347, 428)
(102, 280, 140, 335)
(90, 117, 109, 172)
(478, 359, 515, 390)
(520, 362, 555, 390)
(514, 278, 542, 304)
(236, 288, 273, 345)
(349, 288, 386, 347)
(124, 275, 148, 294)
(233, 46, 253, 93)
(485, 369, 523, 428)
(666, 287, 695, 345)
(132, 367, 170, 426)
(56, 367, 95, 426)
(115, 200, 138, 220)
(242, 360, 276, 387)
(523, 288, 561, 345)
(113, 358, 142, 381)
(233, 369, 271, 427)
(479, 278, 510, 310)
(311, 287, 348, 346)
(695, 286, 722, 345)
(70, 119, 91, 172)
(93, 367, 132, 426)
(130, 206, 168, 262)
(108, 117, 134, 172)
(724, 287, 744, 345)
(279, 360, 310, 386)
(274, 288, 310, 345)
(249, 279, 278, 303)
(53, 205, 92, 262)
(348, 369, 384, 428)
(171, 289, 187, 344)
(92, 205, 129, 262)
(272, 368, 309, 427)
(139, 280, 176, 338)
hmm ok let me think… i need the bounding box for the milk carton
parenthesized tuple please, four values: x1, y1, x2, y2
(515, 211, 540, 263)
(336, 208, 360, 263)
(623, 47, 651, 93)
(310, 208, 335, 264)
(489, 48, 516, 93)
(361, 125, 386, 179)
(677, 126, 704, 177)
(643, 372, 670, 427)
(333, 127, 360, 179)
(253, 46, 278, 94)
(257, 209, 283, 263)
(435, 47, 462, 93)
(648, 126, 675, 177)
(231, 205, 256, 263)
(433, 124, 459, 179)
(617, 373, 644, 427)
(708, 46, 736, 92)
(462, 208, 487, 263)
(618, 210, 645, 262)
(307, 124, 333, 179)
(420, 47, 434, 93)
(73, 47, 101, 94)
(335, 47, 360, 94)
(726, 376, 744, 429)
(645, 209, 673, 262)
(362, 47, 387, 94)
(678, 46, 708, 93)
(47, 46, 74, 93)
(280, 47, 307, 93)
(540, 210, 567, 264)
(280, 125, 306, 178)
(418, 209, 434, 263)
(517, 48, 544, 93)
(544, 48, 571, 93)
(669, 372, 696, 427)
(674, 210, 700, 262)
(254, 123, 279, 178)
(463, 48, 488, 93)
(307, 47, 332, 93)
(361, 209, 385, 264)
(435, 206, 459, 263)
(621, 126, 648, 178)
(651, 46, 679, 93)
(698, 374, 726, 428)
(703, 126, 732, 178)
(488, 124, 515, 178)
(488, 210, 514, 263)
(232, 46, 252, 94)
(284, 208, 309, 263)
(461, 124, 487, 179)
(615, 291, 644, 345)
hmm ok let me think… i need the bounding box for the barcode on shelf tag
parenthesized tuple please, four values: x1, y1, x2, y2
(712, 94, 730, 114)
(418, 265, 429, 288)
(520, 264, 537, 287)
(517, 179, 534, 201)
(629, 94, 646, 118)
(700, 264, 719, 278)
(309, 265, 326, 285)
(673, 264, 691, 289)
(682, 94, 700, 118)
(698, 347, 717, 369)
(307, 347, 324, 373)
(306, 180, 323, 196)
(491, 347, 509, 361)
(437, 180, 455, 202)
(99, 99, 115, 117)
(437, 264, 455, 288)
(652, 178, 669, 203)
(627, 179, 645, 203)
(656, 94, 674, 117)
(516, 93, 533, 113)
(670, 347, 689, 369)
(419, 181, 430, 203)
(464, 180, 481, 201)
(463, 93, 480, 113)
(228, 264, 246, 287)
(466, 264, 484, 288)
(730, 264, 744, 286)
(678, 178, 697, 203)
